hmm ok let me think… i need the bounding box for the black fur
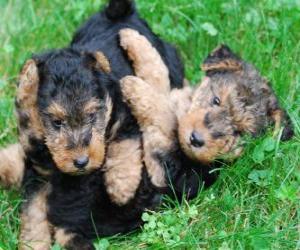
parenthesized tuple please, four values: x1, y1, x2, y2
(20, 1, 215, 248)
(47, 167, 160, 240)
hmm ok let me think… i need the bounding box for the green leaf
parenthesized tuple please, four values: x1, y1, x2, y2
(248, 169, 271, 187)
(276, 183, 298, 202)
(51, 244, 62, 250)
(142, 212, 150, 222)
(201, 22, 218, 36)
(95, 239, 110, 250)
(164, 214, 177, 225)
(245, 8, 261, 26)
(218, 241, 231, 250)
(148, 219, 156, 229)
(252, 146, 265, 163)
(188, 205, 198, 217)
(262, 137, 276, 152)
(250, 236, 270, 250)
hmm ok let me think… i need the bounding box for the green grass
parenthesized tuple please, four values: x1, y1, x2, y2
(0, 0, 299, 249)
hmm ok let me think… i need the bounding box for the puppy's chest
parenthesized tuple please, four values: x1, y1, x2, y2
(47, 174, 100, 226)
(45, 167, 162, 236)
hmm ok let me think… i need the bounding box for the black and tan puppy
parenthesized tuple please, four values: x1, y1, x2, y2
(179, 45, 294, 163)
(119, 29, 294, 194)
(0, 0, 185, 249)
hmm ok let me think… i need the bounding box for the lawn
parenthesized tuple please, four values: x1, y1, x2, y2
(0, 0, 299, 249)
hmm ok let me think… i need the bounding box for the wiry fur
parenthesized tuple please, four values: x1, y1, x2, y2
(119, 29, 217, 199)
(104, 138, 144, 205)
(0, 1, 185, 249)
(179, 45, 294, 162)
(0, 144, 25, 187)
(119, 29, 294, 199)
(19, 184, 51, 250)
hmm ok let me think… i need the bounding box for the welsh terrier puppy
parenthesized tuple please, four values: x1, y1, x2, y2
(119, 28, 294, 191)
(0, 0, 184, 249)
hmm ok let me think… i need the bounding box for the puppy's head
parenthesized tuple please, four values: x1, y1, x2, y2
(179, 45, 268, 163)
(21, 49, 112, 175)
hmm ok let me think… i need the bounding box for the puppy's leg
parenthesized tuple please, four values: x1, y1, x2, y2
(54, 228, 94, 250)
(120, 76, 177, 187)
(119, 28, 170, 93)
(263, 81, 294, 140)
(270, 109, 294, 141)
(0, 143, 25, 187)
(104, 138, 143, 205)
(0, 60, 42, 188)
(19, 185, 51, 250)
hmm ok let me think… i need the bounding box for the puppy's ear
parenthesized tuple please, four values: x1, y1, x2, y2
(201, 45, 242, 76)
(16, 59, 45, 141)
(16, 59, 39, 106)
(85, 51, 111, 73)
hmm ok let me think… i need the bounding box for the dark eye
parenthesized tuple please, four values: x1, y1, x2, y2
(212, 97, 221, 106)
(52, 119, 64, 129)
(87, 113, 96, 123)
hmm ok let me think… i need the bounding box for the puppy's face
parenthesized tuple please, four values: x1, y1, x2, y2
(179, 45, 266, 163)
(179, 77, 241, 163)
(35, 49, 112, 174)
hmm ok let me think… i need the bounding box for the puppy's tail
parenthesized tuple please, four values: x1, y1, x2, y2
(105, 0, 134, 20)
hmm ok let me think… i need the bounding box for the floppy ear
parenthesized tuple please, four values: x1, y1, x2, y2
(16, 59, 45, 143)
(16, 59, 39, 107)
(85, 51, 111, 73)
(201, 44, 242, 76)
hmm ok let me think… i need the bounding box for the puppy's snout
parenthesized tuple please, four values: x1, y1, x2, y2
(73, 156, 89, 169)
(190, 131, 205, 148)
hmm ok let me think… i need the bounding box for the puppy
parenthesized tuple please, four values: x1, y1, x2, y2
(119, 29, 294, 195)
(179, 45, 294, 163)
(0, 0, 184, 249)
(120, 28, 219, 199)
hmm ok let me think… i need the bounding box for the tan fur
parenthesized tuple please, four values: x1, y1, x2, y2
(120, 76, 176, 187)
(178, 108, 240, 163)
(0, 143, 25, 187)
(33, 165, 53, 177)
(54, 228, 75, 247)
(17, 60, 39, 109)
(93, 51, 111, 73)
(201, 58, 242, 73)
(104, 138, 143, 205)
(107, 120, 122, 141)
(16, 59, 44, 144)
(119, 28, 170, 94)
(119, 29, 181, 187)
(19, 184, 51, 250)
(47, 102, 67, 120)
(271, 109, 283, 136)
(170, 86, 193, 119)
(119, 32, 292, 168)
(44, 96, 112, 175)
(104, 95, 113, 127)
(45, 128, 105, 174)
(83, 98, 101, 114)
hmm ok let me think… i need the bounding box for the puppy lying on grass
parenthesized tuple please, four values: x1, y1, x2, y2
(119, 28, 294, 187)
(0, 0, 185, 248)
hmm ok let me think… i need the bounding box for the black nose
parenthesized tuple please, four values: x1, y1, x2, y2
(190, 131, 205, 148)
(74, 156, 89, 169)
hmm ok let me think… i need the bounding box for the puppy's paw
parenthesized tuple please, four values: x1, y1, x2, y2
(55, 229, 95, 250)
(120, 76, 174, 131)
(119, 28, 170, 93)
(0, 144, 25, 188)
